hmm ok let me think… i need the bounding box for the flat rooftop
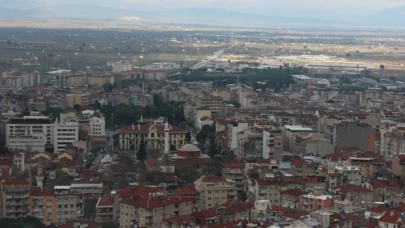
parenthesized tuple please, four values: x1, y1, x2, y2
(285, 125, 313, 132)
(8, 117, 52, 124)
(292, 75, 312, 80)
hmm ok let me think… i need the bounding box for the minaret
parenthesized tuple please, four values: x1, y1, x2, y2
(164, 121, 170, 155)
(36, 160, 44, 191)
(161, 121, 174, 173)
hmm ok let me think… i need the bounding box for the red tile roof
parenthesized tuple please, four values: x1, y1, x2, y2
(164, 214, 195, 224)
(364, 220, 378, 228)
(176, 187, 199, 196)
(379, 211, 401, 224)
(223, 163, 245, 169)
(291, 159, 304, 166)
(81, 169, 97, 179)
(225, 202, 254, 213)
(284, 210, 310, 220)
(200, 176, 226, 183)
(270, 205, 289, 213)
(194, 208, 217, 218)
(57, 220, 101, 228)
(2, 178, 29, 187)
(280, 188, 304, 196)
(147, 159, 160, 166)
(123, 196, 196, 209)
(96, 196, 115, 207)
(371, 181, 401, 189)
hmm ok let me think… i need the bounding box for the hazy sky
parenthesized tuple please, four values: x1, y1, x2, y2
(14, 0, 405, 18)
(33, 0, 405, 10)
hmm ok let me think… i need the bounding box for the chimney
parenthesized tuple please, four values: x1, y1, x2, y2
(132, 124, 134, 130)
(138, 124, 140, 130)
(390, 210, 394, 216)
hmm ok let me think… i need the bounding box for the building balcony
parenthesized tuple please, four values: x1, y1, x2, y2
(96, 215, 113, 223)
(6, 193, 29, 199)
(144, 212, 153, 217)
(96, 209, 113, 215)
(7, 200, 28, 206)
(7, 207, 29, 213)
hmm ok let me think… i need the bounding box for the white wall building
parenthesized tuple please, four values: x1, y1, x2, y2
(53, 121, 79, 153)
(22, 73, 42, 88)
(227, 122, 249, 151)
(8, 134, 47, 152)
(112, 62, 133, 72)
(6, 116, 79, 153)
(89, 117, 105, 136)
(196, 117, 214, 131)
(6, 116, 54, 152)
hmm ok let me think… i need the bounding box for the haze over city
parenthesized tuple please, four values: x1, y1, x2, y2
(3, 0, 405, 27)
(1, 0, 405, 228)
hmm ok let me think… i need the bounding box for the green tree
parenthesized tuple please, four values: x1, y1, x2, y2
(102, 83, 114, 93)
(42, 107, 63, 119)
(208, 137, 221, 158)
(0, 216, 45, 228)
(222, 150, 237, 162)
(196, 125, 215, 145)
(92, 100, 102, 110)
(175, 166, 200, 183)
(73, 104, 81, 112)
(137, 136, 147, 162)
(22, 109, 30, 116)
(102, 222, 120, 228)
(5, 40, 12, 45)
(0, 145, 9, 155)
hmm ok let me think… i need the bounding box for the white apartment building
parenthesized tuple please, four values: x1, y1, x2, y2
(53, 121, 79, 153)
(6, 116, 79, 153)
(22, 73, 42, 88)
(112, 62, 133, 72)
(89, 117, 105, 136)
(8, 134, 47, 152)
(6, 116, 54, 152)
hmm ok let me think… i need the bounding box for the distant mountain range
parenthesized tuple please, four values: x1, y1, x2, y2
(367, 5, 405, 26)
(0, 4, 404, 28)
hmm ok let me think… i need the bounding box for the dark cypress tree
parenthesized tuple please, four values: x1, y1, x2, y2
(136, 136, 147, 162)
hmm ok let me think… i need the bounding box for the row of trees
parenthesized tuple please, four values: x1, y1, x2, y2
(172, 67, 295, 92)
(90, 96, 185, 129)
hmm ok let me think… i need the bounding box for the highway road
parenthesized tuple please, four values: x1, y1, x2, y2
(190, 49, 225, 70)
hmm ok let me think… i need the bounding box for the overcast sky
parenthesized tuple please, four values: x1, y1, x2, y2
(17, 0, 405, 18)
